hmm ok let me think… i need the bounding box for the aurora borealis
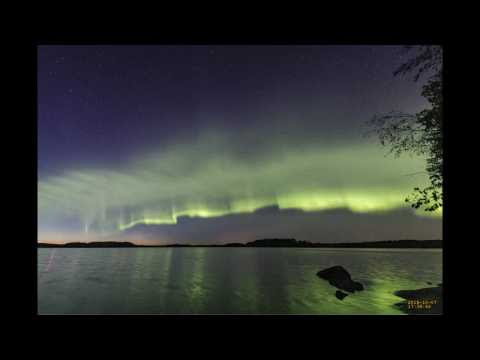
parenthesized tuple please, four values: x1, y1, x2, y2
(38, 45, 442, 244)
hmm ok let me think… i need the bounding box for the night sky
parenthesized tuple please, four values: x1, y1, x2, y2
(38, 45, 442, 244)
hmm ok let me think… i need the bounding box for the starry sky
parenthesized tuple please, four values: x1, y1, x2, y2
(38, 45, 442, 245)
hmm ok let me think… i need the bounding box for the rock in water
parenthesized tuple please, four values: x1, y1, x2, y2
(394, 286, 442, 300)
(335, 290, 349, 300)
(393, 286, 443, 314)
(317, 265, 364, 293)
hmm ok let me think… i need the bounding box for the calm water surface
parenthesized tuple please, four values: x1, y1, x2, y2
(38, 248, 442, 314)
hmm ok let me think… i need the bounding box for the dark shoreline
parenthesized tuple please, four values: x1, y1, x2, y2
(38, 239, 442, 249)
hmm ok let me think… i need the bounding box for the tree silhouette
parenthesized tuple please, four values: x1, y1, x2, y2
(368, 46, 442, 212)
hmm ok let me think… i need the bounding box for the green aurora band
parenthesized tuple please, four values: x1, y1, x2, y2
(38, 132, 442, 235)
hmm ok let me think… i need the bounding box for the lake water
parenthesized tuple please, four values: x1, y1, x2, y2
(38, 248, 442, 315)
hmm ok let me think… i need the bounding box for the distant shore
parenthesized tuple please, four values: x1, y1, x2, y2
(38, 239, 442, 249)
